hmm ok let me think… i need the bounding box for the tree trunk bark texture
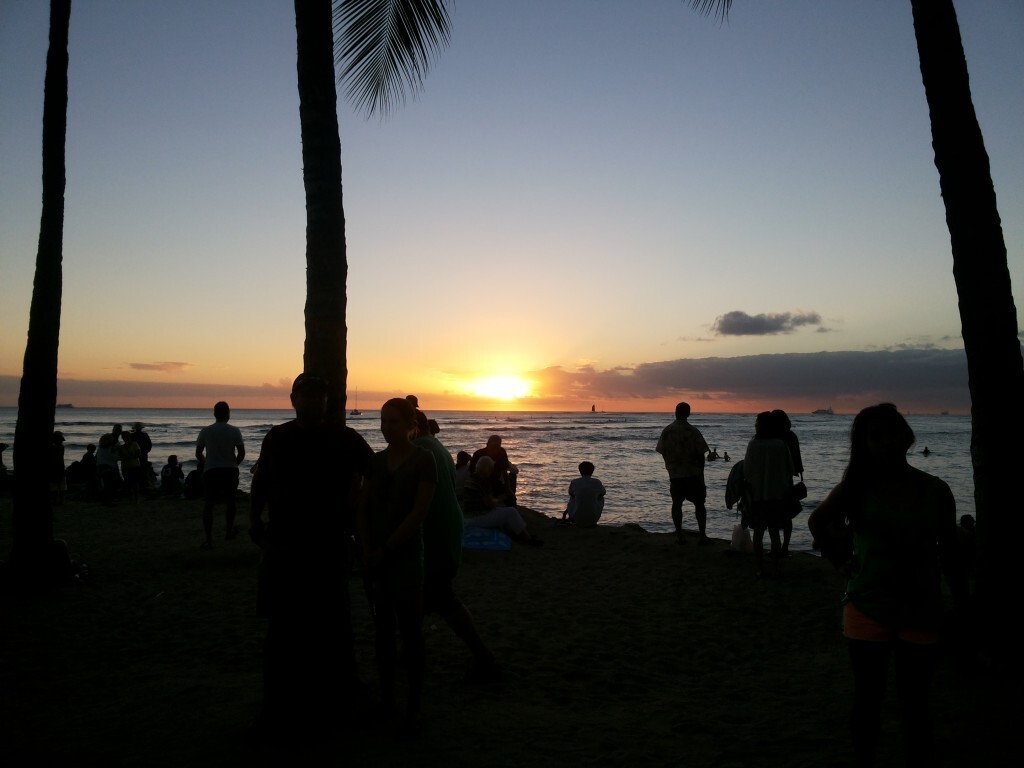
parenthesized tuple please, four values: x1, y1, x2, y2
(11, 0, 72, 587)
(295, 0, 348, 424)
(911, 0, 1023, 663)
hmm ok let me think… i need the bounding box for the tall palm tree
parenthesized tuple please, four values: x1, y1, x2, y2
(293, 0, 450, 424)
(909, 0, 1021, 663)
(696, 0, 1021, 661)
(11, 0, 72, 586)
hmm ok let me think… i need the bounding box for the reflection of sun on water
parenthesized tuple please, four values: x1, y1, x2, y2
(468, 375, 531, 400)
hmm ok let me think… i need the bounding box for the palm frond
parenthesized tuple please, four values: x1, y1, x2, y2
(334, 0, 452, 117)
(689, 0, 731, 23)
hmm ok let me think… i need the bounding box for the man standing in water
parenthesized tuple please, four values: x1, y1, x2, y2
(248, 373, 374, 743)
(656, 402, 712, 545)
(195, 401, 245, 548)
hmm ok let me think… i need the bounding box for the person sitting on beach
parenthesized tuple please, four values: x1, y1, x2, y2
(160, 455, 185, 496)
(743, 411, 794, 578)
(79, 443, 97, 497)
(462, 456, 541, 545)
(196, 401, 245, 549)
(454, 450, 472, 503)
(469, 435, 518, 503)
(563, 461, 606, 528)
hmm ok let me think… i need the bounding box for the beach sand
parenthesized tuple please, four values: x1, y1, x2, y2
(0, 495, 1010, 767)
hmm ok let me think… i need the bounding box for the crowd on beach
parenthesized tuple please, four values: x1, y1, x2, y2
(0, 390, 977, 764)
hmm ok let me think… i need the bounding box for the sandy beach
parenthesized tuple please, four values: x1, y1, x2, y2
(0, 494, 1010, 767)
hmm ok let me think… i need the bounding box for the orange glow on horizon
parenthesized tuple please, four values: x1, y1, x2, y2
(464, 375, 532, 401)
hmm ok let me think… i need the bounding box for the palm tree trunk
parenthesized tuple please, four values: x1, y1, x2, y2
(10, 0, 71, 586)
(294, 0, 348, 424)
(910, 0, 1023, 664)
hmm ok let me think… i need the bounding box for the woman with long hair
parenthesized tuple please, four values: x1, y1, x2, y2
(808, 403, 966, 767)
(359, 397, 437, 731)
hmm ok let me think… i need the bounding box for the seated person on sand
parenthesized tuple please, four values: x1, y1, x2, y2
(160, 455, 185, 496)
(469, 434, 519, 503)
(462, 456, 541, 546)
(454, 450, 472, 503)
(563, 461, 606, 528)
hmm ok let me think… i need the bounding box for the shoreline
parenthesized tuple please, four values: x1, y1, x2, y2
(0, 494, 1010, 766)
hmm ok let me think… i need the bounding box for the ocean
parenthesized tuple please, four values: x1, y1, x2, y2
(0, 407, 974, 553)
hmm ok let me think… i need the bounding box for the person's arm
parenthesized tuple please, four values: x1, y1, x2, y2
(195, 432, 205, 465)
(934, 479, 968, 608)
(807, 483, 853, 572)
(249, 442, 268, 546)
(235, 432, 245, 465)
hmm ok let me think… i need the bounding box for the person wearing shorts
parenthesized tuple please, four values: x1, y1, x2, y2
(656, 402, 711, 545)
(196, 401, 245, 549)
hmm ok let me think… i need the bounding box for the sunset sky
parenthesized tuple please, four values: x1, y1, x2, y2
(2, 1, 1022, 414)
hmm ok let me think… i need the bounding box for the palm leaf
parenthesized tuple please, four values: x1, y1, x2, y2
(334, 0, 452, 116)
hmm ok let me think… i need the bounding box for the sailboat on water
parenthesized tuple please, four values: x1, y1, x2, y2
(349, 388, 361, 417)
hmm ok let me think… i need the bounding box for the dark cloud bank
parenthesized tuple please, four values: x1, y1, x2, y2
(712, 310, 825, 336)
(0, 348, 972, 413)
(533, 348, 970, 412)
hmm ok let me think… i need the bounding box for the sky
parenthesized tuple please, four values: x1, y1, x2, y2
(1, 0, 1022, 414)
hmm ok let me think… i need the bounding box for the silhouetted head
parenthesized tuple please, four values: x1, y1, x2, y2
(771, 409, 791, 431)
(290, 374, 328, 424)
(754, 411, 775, 439)
(213, 401, 230, 422)
(456, 450, 472, 468)
(53, 431, 66, 444)
(414, 409, 431, 438)
(475, 455, 496, 478)
(960, 514, 975, 532)
(848, 403, 915, 474)
(486, 435, 502, 449)
(132, 422, 145, 432)
(381, 397, 417, 445)
(579, 461, 595, 476)
(168, 455, 178, 465)
(675, 402, 691, 420)
(428, 419, 440, 435)
(406, 394, 419, 409)
(86, 444, 95, 453)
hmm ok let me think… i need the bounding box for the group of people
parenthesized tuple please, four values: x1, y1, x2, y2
(247, 381, 507, 742)
(57, 422, 155, 505)
(658, 400, 967, 766)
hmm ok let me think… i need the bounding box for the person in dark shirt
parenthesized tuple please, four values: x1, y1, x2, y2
(249, 373, 374, 744)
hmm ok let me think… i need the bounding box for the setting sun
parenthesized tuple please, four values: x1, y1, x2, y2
(467, 375, 532, 401)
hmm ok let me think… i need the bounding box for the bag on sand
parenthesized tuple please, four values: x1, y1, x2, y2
(730, 523, 753, 553)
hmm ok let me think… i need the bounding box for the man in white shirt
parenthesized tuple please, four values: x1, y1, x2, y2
(196, 401, 245, 549)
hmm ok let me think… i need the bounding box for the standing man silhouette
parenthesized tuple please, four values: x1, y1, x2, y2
(656, 402, 712, 545)
(196, 401, 245, 548)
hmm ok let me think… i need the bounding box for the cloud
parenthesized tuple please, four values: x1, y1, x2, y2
(128, 362, 193, 373)
(712, 310, 824, 336)
(526, 348, 971, 412)
(0, 348, 977, 413)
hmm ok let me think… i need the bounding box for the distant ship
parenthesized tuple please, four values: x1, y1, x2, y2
(56, 403, 74, 408)
(812, 407, 834, 415)
(349, 388, 361, 417)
